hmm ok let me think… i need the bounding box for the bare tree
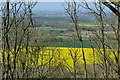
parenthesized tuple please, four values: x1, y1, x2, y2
(100, 0, 120, 16)
(1, 1, 37, 78)
(80, 0, 120, 78)
(63, 1, 88, 78)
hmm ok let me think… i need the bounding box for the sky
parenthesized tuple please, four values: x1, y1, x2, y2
(0, 0, 111, 12)
(1, 0, 100, 2)
(33, 2, 95, 12)
(33, 2, 110, 13)
(33, 2, 65, 12)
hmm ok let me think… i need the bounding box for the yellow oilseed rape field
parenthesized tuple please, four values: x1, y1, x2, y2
(0, 47, 117, 69)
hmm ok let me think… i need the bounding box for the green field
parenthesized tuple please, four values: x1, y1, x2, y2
(39, 40, 97, 48)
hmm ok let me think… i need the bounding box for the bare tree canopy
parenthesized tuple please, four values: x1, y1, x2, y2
(100, 0, 120, 16)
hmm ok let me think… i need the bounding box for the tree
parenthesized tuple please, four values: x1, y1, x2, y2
(80, 0, 120, 78)
(100, 0, 120, 78)
(63, 1, 88, 79)
(100, 0, 120, 16)
(1, 1, 37, 78)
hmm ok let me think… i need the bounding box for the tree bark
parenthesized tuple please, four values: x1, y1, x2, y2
(100, 0, 120, 17)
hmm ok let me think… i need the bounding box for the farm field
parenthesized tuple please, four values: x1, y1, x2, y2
(0, 47, 116, 68)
